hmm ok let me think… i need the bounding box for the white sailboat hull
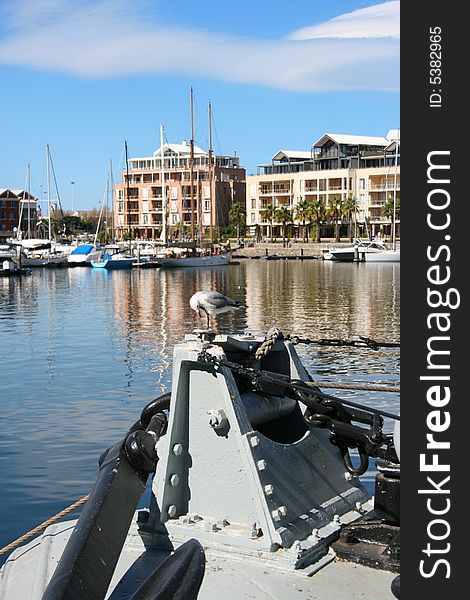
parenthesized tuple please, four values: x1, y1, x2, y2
(158, 252, 231, 268)
(365, 250, 400, 263)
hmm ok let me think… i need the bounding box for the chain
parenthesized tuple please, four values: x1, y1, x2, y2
(198, 349, 399, 421)
(244, 330, 399, 368)
(286, 334, 400, 350)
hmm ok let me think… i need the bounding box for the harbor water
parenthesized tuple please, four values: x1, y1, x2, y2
(0, 260, 399, 562)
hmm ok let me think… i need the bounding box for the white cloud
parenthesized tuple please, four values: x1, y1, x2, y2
(288, 1, 400, 40)
(0, 1, 399, 92)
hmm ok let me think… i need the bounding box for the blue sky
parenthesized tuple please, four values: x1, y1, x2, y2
(0, 0, 399, 211)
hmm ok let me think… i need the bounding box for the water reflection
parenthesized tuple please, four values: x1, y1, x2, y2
(0, 260, 399, 560)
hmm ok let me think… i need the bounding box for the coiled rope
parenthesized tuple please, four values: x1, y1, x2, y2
(253, 327, 284, 362)
(0, 494, 90, 557)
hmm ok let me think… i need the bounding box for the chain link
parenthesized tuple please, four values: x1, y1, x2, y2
(286, 334, 400, 350)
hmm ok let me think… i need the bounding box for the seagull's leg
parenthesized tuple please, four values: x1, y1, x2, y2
(201, 307, 210, 329)
(206, 312, 210, 329)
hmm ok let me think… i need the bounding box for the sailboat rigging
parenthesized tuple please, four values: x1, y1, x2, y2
(189, 87, 195, 242)
(19, 145, 69, 267)
(160, 124, 168, 245)
(208, 101, 214, 244)
(125, 140, 132, 251)
(157, 91, 231, 268)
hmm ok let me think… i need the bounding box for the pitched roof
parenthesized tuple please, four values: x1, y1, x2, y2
(153, 142, 206, 157)
(272, 150, 312, 161)
(0, 188, 17, 198)
(313, 133, 390, 148)
(11, 189, 37, 200)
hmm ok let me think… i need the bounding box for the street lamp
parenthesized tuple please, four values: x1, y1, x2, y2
(70, 181, 75, 213)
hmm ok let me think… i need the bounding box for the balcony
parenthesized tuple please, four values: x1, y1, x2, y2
(369, 182, 398, 190)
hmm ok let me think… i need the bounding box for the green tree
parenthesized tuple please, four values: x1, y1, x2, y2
(276, 206, 292, 247)
(260, 204, 277, 242)
(309, 199, 325, 243)
(294, 199, 311, 242)
(229, 202, 246, 240)
(329, 197, 344, 243)
(382, 195, 400, 220)
(62, 215, 86, 235)
(382, 195, 400, 240)
(343, 196, 359, 242)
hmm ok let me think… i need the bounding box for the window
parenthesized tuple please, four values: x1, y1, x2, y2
(117, 189, 124, 200)
(142, 214, 149, 225)
(360, 178, 366, 190)
(0, 201, 5, 208)
(118, 202, 123, 213)
(251, 198, 256, 209)
(204, 200, 210, 212)
(251, 212, 256, 223)
(0, 211, 5, 220)
(10, 213, 16, 220)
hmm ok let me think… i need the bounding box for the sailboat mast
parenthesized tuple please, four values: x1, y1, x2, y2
(27, 163, 31, 239)
(189, 87, 195, 242)
(160, 124, 167, 244)
(94, 174, 108, 247)
(46, 144, 52, 242)
(208, 101, 213, 244)
(125, 141, 131, 249)
(392, 135, 399, 251)
(109, 159, 114, 242)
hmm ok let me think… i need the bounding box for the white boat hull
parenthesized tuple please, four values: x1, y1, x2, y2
(158, 253, 231, 268)
(365, 250, 400, 263)
(67, 248, 101, 265)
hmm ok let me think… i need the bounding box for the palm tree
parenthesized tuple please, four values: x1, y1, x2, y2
(329, 197, 344, 243)
(276, 206, 292, 247)
(343, 195, 359, 242)
(309, 199, 325, 243)
(294, 199, 311, 242)
(382, 195, 400, 220)
(260, 204, 277, 242)
(229, 202, 246, 241)
(382, 195, 400, 240)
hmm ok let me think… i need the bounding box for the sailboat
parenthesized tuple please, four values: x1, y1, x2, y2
(91, 165, 134, 270)
(20, 148, 69, 267)
(158, 92, 232, 268)
(69, 162, 115, 267)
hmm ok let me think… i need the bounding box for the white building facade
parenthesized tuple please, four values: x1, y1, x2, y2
(246, 131, 400, 241)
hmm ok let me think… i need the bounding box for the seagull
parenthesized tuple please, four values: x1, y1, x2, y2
(189, 290, 242, 328)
